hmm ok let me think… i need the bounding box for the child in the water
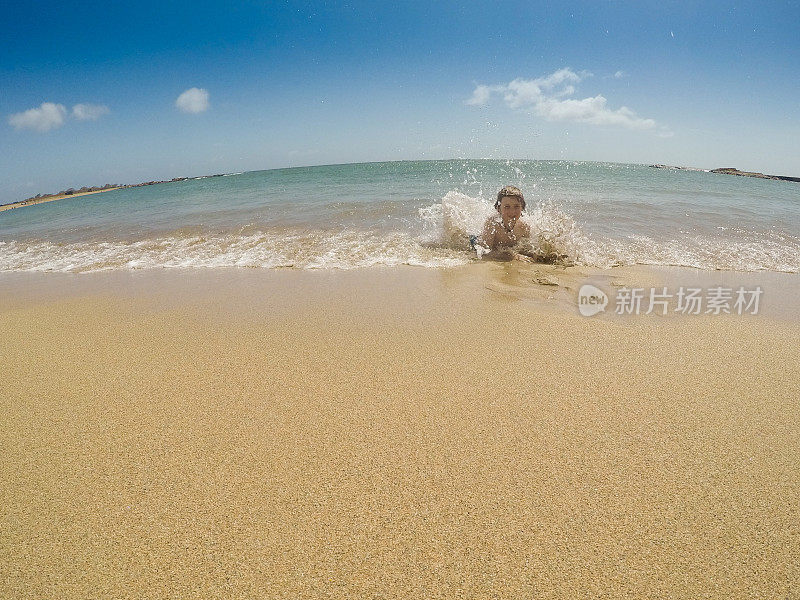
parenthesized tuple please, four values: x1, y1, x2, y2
(473, 185, 534, 262)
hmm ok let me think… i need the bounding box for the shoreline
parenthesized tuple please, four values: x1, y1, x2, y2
(1, 262, 797, 321)
(0, 173, 229, 213)
(0, 187, 122, 212)
(2, 264, 799, 597)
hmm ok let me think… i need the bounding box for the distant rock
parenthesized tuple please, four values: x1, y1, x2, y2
(649, 164, 707, 172)
(710, 168, 800, 183)
(649, 164, 798, 183)
(19, 170, 243, 205)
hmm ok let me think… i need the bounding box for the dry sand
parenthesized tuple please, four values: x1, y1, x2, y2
(1, 265, 798, 599)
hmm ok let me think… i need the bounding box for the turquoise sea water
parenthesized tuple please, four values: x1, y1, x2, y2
(1, 160, 798, 272)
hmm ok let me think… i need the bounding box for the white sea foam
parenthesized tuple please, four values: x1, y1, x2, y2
(607, 234, 800, 273)
(0, 231, 470, 273)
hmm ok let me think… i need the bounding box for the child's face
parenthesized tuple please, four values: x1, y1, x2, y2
(498, 196, 523, 223)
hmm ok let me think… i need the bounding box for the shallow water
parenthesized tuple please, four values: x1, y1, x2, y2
(1, 160, 798, 272)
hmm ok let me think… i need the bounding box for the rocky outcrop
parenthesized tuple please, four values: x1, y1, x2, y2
(710, 168, 800, 183)
(649, 164, 707, 172)
(650, 164, 798, 183)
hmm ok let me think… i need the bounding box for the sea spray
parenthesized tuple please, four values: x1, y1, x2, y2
(421, 190, 598, 265)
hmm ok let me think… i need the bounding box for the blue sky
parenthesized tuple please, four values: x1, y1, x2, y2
(1, 0, 798, 203)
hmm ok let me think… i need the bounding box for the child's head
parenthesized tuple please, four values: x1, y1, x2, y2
(495, 185, 525, 210)
(495, 185, 525, 222)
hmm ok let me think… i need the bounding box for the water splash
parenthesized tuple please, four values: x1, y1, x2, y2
(419, 190, 599, 265)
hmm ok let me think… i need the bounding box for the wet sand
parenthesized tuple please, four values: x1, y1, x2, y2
(1, 264, 799, 599)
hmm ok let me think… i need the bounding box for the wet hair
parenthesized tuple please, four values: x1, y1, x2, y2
(495, 185, 526, 210)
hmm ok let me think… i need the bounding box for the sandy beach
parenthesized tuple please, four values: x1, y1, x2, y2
(1, 264, 798, 599)
(0, 188, 121, 212)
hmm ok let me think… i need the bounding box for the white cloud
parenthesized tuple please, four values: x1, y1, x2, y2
(536, 96, 656, 129)
(72, 103, 110, 120)
(614, 70, 626, 79)
(176, 87, 210, 114)
(465, 85, 494, 106)
(8, 102, 67, 132)
(467, 68, 664, 132)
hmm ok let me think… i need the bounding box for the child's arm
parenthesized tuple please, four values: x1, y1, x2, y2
(477, 218, 496, 249)
(472, 219, 495, 257)
(511, 221, 535, 261)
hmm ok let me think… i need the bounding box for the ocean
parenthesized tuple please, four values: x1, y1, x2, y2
(1, 159, 798, 273)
